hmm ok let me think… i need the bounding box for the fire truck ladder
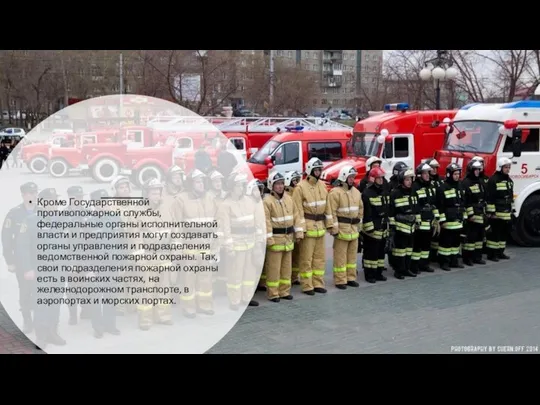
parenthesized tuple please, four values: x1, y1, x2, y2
(146, 116, 228, 130)
(217, 117, 353, 132)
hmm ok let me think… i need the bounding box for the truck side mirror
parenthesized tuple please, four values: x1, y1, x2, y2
(512, 128, 522, 158)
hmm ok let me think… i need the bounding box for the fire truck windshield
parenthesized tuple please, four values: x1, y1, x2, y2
(248, 140, 280, 164)
(350, 132, 379, 157)
(444, 120, 501, 153)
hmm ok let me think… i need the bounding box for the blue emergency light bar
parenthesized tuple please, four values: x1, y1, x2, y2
(384, 103, 409, 112)
(284, 126, 304, 132)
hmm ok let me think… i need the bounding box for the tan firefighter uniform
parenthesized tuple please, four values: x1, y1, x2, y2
(292, 158, 332, 294)
(284, 170, 302, 285)
(263, 172, 303, 301)
(110, 175, 136, 316)
(162, 165, 184, 211)
(135, 178, 174, 330)
(216, 172, 262, 309)
(327, 165, 363, 289)
(173, 169, 217, 317)
(245, 178, 266, 306)
(208, 170, 228, 289)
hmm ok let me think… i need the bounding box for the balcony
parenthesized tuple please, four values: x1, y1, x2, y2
(322, 76, 343, 87)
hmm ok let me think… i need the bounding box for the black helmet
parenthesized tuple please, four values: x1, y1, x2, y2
(392, 161, 408, 176)
(445, 163, 461, 178)
(415, 162, 432, 176)
(466, 159, 482, 175)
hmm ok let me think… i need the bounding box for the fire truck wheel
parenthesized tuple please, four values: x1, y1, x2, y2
(513, 194, 540, 247)
(48, 158, 69, 178)
(28, 156, 48, 174)
(136, 165, 163, 187)
(91, 158, 120, 183)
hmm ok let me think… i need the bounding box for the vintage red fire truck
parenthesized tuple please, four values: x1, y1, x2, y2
(320, 103, 457, 187)
(432, 97, 540, 247)
(21, 132, 76, 174)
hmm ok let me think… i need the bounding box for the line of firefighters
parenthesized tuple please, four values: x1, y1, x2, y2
(2, 153, 515, 345)
(255, 153, 515, 296)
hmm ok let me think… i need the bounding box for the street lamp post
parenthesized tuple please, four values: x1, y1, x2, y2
(419, 50, 458, 110)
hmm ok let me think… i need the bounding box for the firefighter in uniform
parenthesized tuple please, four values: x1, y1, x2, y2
(284, 170, 302, 285)
(17, 188, 66, 349)
(485, 157, 514, 261)
(174, 169, 217, 317)
(292, 157, 332, 295)
(263, 172, 303, 301)
(386, 161, 408, 270)
(361, 167, 390, 283)
(135, 179, 174, 330)
(411, 163, 438, 274)
(471, 156, 489, 186)
(217, 172, 261, 309)
(110, 175, 135, 316)
(358, 156, 389, 193)
(461, 160, 488, 266)
(208, 170, 228, 293)
(162, 165, 184, 209)
(245, 178, 266, 306)
(327, 165, 363, 289)
(470, 156, 490, 251)
(87, 188, 121, 338)
(388, 162, 408, 191)
(389, 167, 418, 279)
(63, 185, 92, 325)
(2, 182, 38, 333)
(437, 163, 466, 270)
(425, 158, 443, 261)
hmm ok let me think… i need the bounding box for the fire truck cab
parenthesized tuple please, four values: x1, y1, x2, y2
(433, 98, 540, 247)
(320, 103, 456, 187)
(248, 127, 352, 182)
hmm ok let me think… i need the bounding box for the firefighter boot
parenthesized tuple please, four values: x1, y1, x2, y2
(314, 287, 327, 294)
(47, 328, 67, 346)
(22, 312, 33, 334)
(439, 258, 451, 271)
(248, 300, 260, 306)
(462, 251, 474, 266)
(347, 280, 360, 287)
(410, 260, 420, 275)
(364, 269, 376, 284)
(450, 255, 465, 269)
(498, 249, 510, 260)
(375, 268, 387, 281)
(473, 251, 486, 265)
(68, 305, 77, 326)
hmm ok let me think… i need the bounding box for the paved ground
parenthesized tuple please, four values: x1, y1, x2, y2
(1, 167, 540, 354)
(207, 245, 540, 354)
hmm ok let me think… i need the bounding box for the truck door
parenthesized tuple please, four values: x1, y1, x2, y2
(271, 141, 302, 174)
(380, 134, 415, 179)
(500, 128, 540, 196)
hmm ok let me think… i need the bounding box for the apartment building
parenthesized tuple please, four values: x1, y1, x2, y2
(233, 50, 383, 114)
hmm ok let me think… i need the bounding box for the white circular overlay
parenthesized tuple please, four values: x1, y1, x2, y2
(0, 94, 266, 354)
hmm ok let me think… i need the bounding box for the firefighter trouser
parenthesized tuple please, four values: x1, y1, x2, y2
(299, 236, 326, 292)
(291, 240, 301, 284)
(430, 233, 440, 262)
(362, 233, 385, 280)
(412, 230, 432, 271)
(332, 237, 358, 285)
(180, 258, 214, 315)
(392, 231, 414, 274)
(226, 245, 256, 306)
(464, 221, 485, 261)
(486, 218, 510, 256)
(137, 261, 173, 329)
(264, 249, 292, 299)
(16, 271, 35, 321)
(438, 226, 462, 264)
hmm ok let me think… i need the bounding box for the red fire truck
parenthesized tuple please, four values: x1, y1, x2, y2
(320, 103, 457, 187)
(432, 98, 540, 247)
